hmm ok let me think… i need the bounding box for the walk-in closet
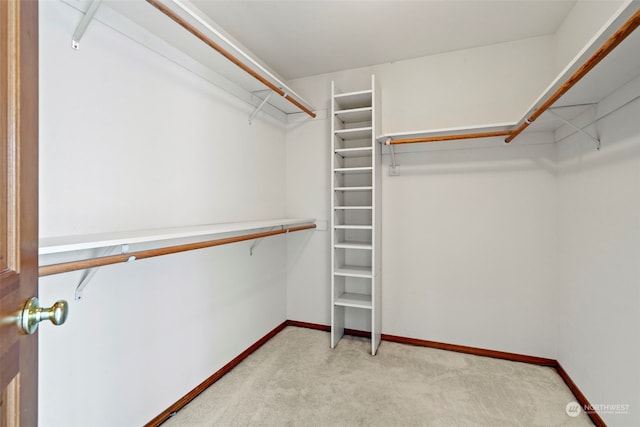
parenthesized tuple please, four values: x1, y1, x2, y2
(1, 1, 638, 426)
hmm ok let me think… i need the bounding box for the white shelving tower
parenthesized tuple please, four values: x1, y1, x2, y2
(331, 75, 381, 355)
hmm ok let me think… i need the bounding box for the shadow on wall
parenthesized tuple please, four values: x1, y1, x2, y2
(381, 136, 558, 177)
(286, 229, 317, 273)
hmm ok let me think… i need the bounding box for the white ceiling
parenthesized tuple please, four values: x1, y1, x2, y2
(191, 0, 577, 80)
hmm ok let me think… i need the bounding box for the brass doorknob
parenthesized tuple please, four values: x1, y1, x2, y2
(18, 297, 69, 335)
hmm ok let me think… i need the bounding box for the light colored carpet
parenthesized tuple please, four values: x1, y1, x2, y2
(163, 327, 593, 426)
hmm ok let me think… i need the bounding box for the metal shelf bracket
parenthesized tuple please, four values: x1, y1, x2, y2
(249, 92, 274, 124)
(72, 0, 102, 50)
(75, 244, 127, 300)
(548, 107, 601, 150)
(249, 226, 279, 255)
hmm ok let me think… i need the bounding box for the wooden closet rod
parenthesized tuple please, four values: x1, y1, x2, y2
(388, 130, 512, 145)
(506, 8, 640, 143)
(39, 224, 316, 277)
(145, 0, 316, 119)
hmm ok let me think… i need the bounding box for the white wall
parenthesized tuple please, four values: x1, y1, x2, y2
(380, 138, 558, 357)
(286, 114, 331, 325)
(38, 2, 288, 426)
(556, 77, 640, 427)
(287, 36, 557, 134)
(285, 35, 561, 357)
(379, 36, 556, 134)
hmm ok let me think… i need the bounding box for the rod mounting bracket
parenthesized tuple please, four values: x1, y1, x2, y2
(385, 138, 399, 175)
(249, 92, 274, 125)
(75, 244, 126, 300)
(71, 0, 102, 50)
(548, 108, 601, 151)
(249, 226, 279, 255)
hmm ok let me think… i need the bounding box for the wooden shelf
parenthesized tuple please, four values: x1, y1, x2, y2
(334, 127, 373, 141)
(335, 107, 373, 123)
(334, 266, 373, 278)
(333, 90, 373, 110)
(334, 167, 373, 174)
(334, 147, 373, 158)
(40, 218, 315, 255)
(334, 225, 373, 230)
(334, 206, 373, 210)
(334, 241, 372, 250)
(335, 293, 372, 309)
(334, 186, 373, 191)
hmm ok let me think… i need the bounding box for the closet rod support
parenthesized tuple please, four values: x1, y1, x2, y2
(547, 109, 600, 150)
(40, 224, 317, 277)
(385, 138, 399, 176)
(75, 244, 124, 300)
(249, 92, 274, 125)
(249, 226, 279, 255)
(72, 0, 102, 50)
